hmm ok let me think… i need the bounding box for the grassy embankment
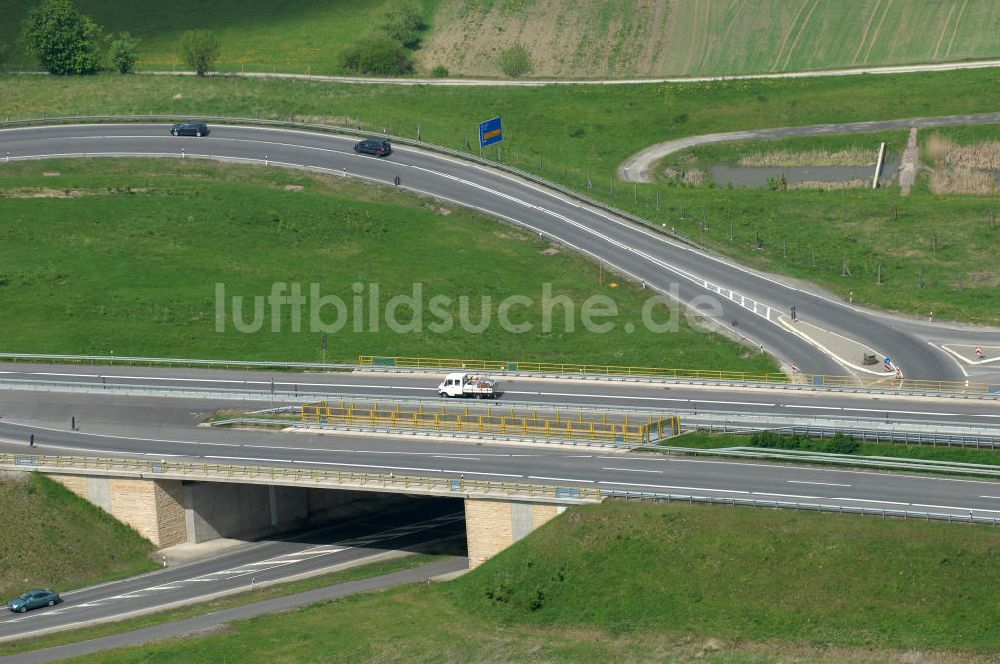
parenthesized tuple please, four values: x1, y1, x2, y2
(68, 500, 1000, 663)
(0, 474, 156, 599)
(2, 0, 998, 78)
(4, 69, 1000, 323)
(0, 159, 774, 370)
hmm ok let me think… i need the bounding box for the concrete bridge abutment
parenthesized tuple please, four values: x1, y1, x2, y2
(464, 498, 567, 568)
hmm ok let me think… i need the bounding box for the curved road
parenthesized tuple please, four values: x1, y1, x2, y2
(619, 111, 1000, 183)
(2, 123, 997, 381)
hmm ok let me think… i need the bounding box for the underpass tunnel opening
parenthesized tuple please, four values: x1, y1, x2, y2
(174, 480, 467, 558)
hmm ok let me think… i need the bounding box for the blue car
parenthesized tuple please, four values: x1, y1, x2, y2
(7, 589, 59, 613)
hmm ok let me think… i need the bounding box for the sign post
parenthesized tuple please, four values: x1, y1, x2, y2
(322, 333, 328, 365)
(479, 116, 503, 149)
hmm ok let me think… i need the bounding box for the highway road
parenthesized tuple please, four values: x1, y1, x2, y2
(5, 122, 998, 382)
(0, 498, 464, 643)
(0, 374, 999, 520)
(1, 363, 998, 431)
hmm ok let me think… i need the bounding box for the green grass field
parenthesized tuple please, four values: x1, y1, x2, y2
(0, 0, 439, 74)
(0, 159, 774, 369)
(69, 500, 1000, 662)
(3, 69, 1000, 323)
(0, 474, 156, 599)
(2, 0, 998, 77)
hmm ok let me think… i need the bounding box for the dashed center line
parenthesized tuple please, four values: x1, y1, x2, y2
(787, 480, 852, 487)
(602, 467, 663, 474)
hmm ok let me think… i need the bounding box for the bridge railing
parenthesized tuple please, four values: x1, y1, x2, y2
(0, 453, 601, 503)
(301, 400, 680, 444)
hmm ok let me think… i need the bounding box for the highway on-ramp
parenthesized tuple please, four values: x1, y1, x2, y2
(5, 122, 997, 381)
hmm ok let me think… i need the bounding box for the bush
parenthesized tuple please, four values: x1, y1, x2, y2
(179, 29, 220, 77)
(499, 42, 533, 78)
(430, 64, 449, 78)
(341, 35, 413, 76)
(381, 2, 424, 49)
(21, 0, 102, 75)
(108, 32, 138, 74)
(824, 434, 860, 455)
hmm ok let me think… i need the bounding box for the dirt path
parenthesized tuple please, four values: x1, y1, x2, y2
(898, 127, 919, 196)
(115, 57, 1000, 88)
(618, 111, 1000, 183)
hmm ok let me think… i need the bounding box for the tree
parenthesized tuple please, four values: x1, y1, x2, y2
(340, 35, 413, 76)
(0, 42, 10, 72)
(180, 30, 220, 77)
(380, 2, 424, 49)
(499, 42, 533, 78)
(109, 32, 139, 73)
(21, 0, 102, 75)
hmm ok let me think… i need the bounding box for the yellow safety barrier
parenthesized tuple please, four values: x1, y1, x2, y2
(0, 453, 601, 502)
(358, 356, 989, 393)
(301, 401, 680, 444)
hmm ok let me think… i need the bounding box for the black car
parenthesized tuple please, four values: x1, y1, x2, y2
(170, 121, 209, 137)
(354, 138, 392, 157)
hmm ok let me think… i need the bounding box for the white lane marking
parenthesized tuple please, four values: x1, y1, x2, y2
(750, 492, 821, 500)
(562, 455, 594, 458)
(980, 495, 1000, 499)
(602, 467, 663, 474)
(597, 481, 749, 493)
(528, 475, 595, 483)
(665, 456, 1000, 484)
(787, 480, 852, 487)
(146, 585, 181, 591)
(504, 389, 776, 408)
(205, 455, 293, 463)
(829, 497, 911, 506)
(286, 459, 523, 478)
(911, 503, 1000, 515)
(432, 455, 481, 461)
(784, 404, 1000, 419)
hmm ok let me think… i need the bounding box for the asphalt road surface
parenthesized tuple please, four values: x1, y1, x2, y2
(1, 363, 998, 431)
(1, 376, 999, 520)
(6, 123, 1000, 381)
(0, 498, 464, 644)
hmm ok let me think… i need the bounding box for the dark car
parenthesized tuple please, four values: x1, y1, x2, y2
(7, 589, 59, 613)
(170, 121, 209, 137)
(353, 137, 392, 157)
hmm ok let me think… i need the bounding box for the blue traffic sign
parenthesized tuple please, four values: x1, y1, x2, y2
(479, 116, 503, 148)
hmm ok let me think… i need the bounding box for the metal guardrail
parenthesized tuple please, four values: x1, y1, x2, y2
(0, 351, 996, 399)
(657, 445, 1000, 476)
(359, 355, 992, 394)
(301, 400, 679, 445)
(0, 453, 600, 503)
(602, 491, 1000, 526)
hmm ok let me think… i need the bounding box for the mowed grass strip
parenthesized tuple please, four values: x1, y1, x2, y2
(0, 159, 772, 370)
(69, 501, 1000, 663)
(0, 473, 156, 599)
(3, 69, 1000, 322)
